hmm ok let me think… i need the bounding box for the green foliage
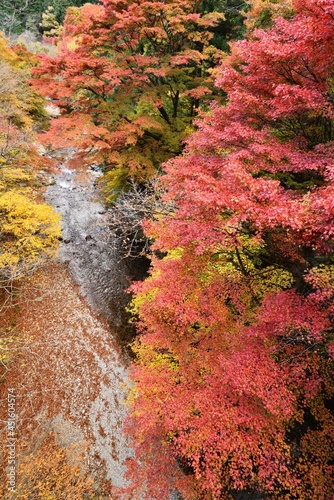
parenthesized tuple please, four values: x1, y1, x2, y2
(207, 238, 294, 300)
(0, 0, 99, 36)
(203, 0, 248, 51)
(244, 0, 294, 31)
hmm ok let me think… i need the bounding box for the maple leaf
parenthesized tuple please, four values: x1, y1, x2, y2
(31, 0, 226, 198)
(124, 1, 334, 498)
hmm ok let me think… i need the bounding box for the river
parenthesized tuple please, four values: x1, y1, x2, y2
(46, 149, 149, 347)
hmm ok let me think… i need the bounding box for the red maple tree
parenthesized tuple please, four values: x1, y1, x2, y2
(125, 1, 334, 498)
(32, 0, 225, 200)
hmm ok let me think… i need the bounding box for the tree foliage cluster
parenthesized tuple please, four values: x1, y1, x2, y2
(30, 0, 334, 499)
(0, 36, 60, 282)
(32, 0, 248, 202)
(0, 430, 97, 499)
(123, 0, 334, 498)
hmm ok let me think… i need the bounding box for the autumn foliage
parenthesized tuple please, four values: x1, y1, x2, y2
(32, 0, 226, 200)
(0, 36, 60, 375)
(0, 431, 96, 500)
(9, 0, 334, 498)
(0, 36, 60, 279)
(124, 1, 334, 498)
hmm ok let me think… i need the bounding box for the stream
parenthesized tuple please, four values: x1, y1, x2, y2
(46, 149, 149, 345)
(43, 151, 150, 492)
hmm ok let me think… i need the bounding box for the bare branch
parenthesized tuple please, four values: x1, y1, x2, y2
(106, 177, 174, 259)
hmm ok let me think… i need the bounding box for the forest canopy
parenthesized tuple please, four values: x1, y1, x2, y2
(0, 0, 99, 36)
(2, 0, 333, 499)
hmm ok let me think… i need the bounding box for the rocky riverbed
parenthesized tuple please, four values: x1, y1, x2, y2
(45, 151, 148, 343)
(43, 151, 141, 488)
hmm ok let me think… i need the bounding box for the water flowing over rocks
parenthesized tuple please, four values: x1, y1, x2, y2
(45, 151, 149, 344)
(42, 151, 146, 488)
